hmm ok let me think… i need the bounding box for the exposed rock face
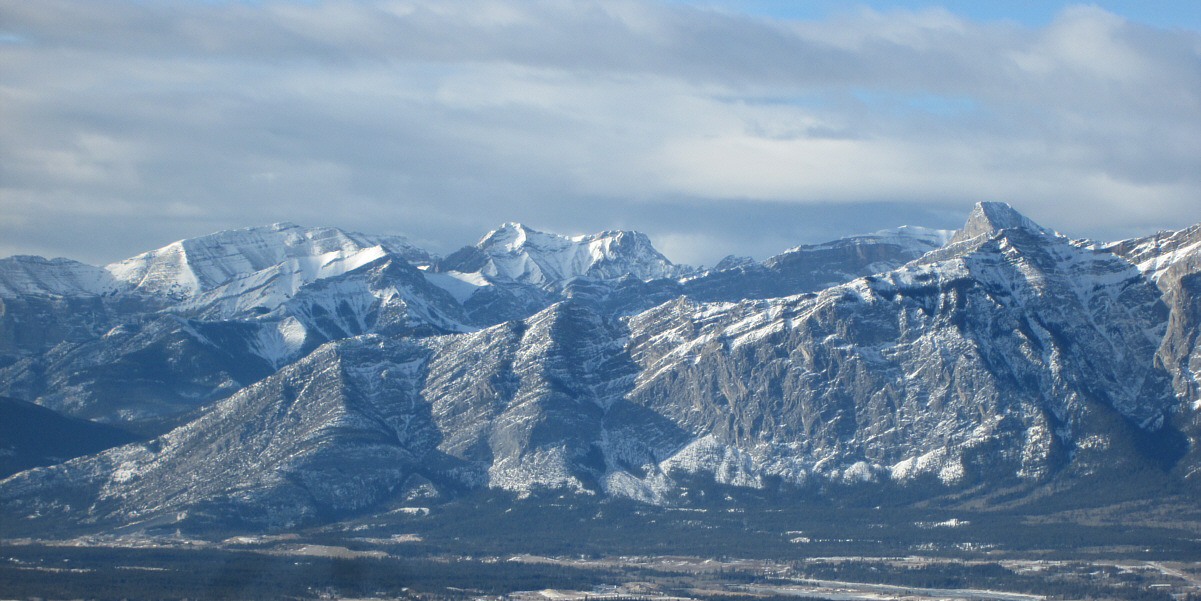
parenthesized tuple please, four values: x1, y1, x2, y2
(422, 300, 647, 494)
(622, 227, 1174, 490)
(0, 204, 1197, 532)
(0, 256, 157, 361)
(1107, 224, 1201, 405)
(949, 201, 1054, 244)
(1105, 224, 1201, 478)
(0, 220, 966, 425)
(1160, 261, 1201, 408)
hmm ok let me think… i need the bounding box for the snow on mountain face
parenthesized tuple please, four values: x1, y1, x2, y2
(868, 225, 955, 249)
(1105, 224, 1201, 282)
(9, 205, 1177, 525)
(435, 223, 690, 291)
(270, 256, 476, 342)
(105, 223, 431, 302)
(0, 336, 439, 530)
(612, 221, 1172, 493)
(423, 206, 1176, 497)
(1, 202, 1199, 533)
(0, 259, 154, 361)
(164, 244, 392, 320)
(422, 300, 641, 494)
(162, 253, 478, 376)
(0, 256, 120, 298)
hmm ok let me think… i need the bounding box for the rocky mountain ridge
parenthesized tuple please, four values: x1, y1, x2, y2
(0, 202, 1197, 534)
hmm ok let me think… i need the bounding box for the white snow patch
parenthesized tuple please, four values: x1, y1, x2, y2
(890, 447, 953, 481)
(841, 461, 876, 483)
(1136, 239, 1201, 280)
(423, 270, 489, 302)
(659, 435, 763, 489)
(251, 317, 309, 368)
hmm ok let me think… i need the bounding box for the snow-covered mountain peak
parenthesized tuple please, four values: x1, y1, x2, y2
(103, 224, 432, 301)
(951, 202, 1054, 244)
(477, 222, 537, 251)
(444, 224, 690, 290)
(0, 255, 121, 298)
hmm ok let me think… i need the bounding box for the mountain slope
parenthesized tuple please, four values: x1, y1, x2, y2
(0, 315, 278, 423)
(0, 224, 435, 363)
(0, 256, 120, 298)
(106, 222, 432, 302)
(0, 203, 1196, 536)
(421, 300, 648, 494)
(1107, 224, 1201, 406)
(1, 219, 945, 425)
(272, 255, 475, 342)
(0, 336, 442, 531)
(618, 226, 1174, 493)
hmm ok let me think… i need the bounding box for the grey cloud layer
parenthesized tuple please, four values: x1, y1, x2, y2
(1, 0, 1198, 265)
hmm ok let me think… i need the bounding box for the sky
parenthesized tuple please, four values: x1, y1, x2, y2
(1, 1, 1199, 267)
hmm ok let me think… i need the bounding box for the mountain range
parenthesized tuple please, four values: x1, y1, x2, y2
(0, 202, 1197, 535)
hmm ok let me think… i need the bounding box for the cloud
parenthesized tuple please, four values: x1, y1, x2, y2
(0, 0, 1198, 266)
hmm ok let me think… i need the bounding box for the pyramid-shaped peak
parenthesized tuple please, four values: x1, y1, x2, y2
(477, 222, 540, 249)
(951, 202, 1052, 244)
(974, 202, 1032, 228)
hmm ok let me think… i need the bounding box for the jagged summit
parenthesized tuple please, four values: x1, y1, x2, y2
(441, 223, 689, 290)
(476, 221, 538, 250)
(950, 201, 1054, 244)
